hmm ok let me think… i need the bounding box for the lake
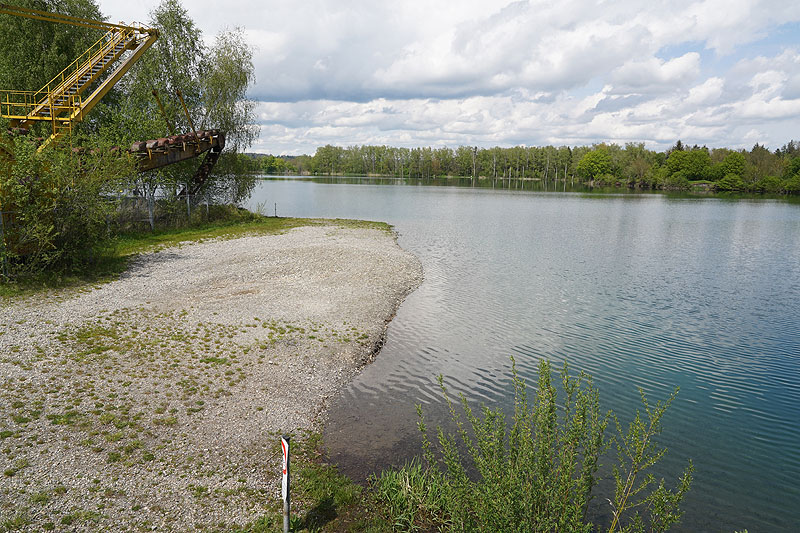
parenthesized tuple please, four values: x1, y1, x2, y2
(247, 177, 800, 532)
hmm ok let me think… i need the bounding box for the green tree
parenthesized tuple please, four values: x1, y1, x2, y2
(0, 0, 105, 92)
(1, 136, 134, 276)
(100, 0, 257, 212)
(715, 173, 746, 191)
(664, 170, 690, 190)
(454, 146, 474, 177)
(747, 143, 781, 184)
(622, 143, 653, 187)
(199, 29, 258, 152)
(718, 152, 746, 180)
(782, 174, 800, 193)
(577, 148, 612, 181)
(666, 149, 710, 181)
(753, 175, 783, 193)
(312, 145, 343, 175)
(261, 155, 287, 175)
(783, 156, 800, 179)
(0, 0, 109, 138)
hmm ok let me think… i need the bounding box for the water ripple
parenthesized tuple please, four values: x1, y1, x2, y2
(247, 180, 800, 532)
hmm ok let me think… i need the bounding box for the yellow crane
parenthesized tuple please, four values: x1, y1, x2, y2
(0, 2, 158, 149)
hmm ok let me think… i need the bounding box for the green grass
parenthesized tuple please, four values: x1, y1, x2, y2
(235, 432, 391, 533)
(111, 215, 390, 257)
(0, 210, 392, 299)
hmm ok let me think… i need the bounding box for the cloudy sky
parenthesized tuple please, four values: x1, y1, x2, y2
(98, 0, 800, 155)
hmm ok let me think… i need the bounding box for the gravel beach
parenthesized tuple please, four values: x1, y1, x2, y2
(0, 222, 422, 531)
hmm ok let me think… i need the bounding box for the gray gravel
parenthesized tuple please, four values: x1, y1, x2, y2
(0, 223, 422, 531)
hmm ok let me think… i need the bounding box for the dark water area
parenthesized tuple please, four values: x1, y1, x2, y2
(247, 177, 800, 532)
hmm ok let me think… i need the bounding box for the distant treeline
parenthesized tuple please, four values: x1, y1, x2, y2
(249, 139, 800, 194)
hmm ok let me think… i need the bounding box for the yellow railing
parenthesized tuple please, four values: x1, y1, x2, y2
(32, 28, 131, 106)
(0, 27, 132, 132)
(0, 90, 83, 122)
(0, 3, 157, 148)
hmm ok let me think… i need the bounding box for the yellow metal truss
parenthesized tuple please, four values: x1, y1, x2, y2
(0, 3, 158, 150)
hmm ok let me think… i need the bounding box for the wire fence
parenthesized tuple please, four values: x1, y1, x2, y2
(112, 192, 216, 231)
(0, 208, 12, 279)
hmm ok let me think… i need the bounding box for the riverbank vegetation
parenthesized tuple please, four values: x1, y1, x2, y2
(372, 359, 692, 532)
(1, 0, 257, 281)
(0, 212, 389, 298)
(260, 140, 800, 194)
(237, 360, 692, 532)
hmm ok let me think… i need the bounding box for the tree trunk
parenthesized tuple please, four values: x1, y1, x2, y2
(544, 154, 550, 188)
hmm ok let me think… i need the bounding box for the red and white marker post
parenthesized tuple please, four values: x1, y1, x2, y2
(281, 435, 290, 533)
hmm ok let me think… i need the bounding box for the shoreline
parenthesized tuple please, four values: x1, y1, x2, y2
(0, 221, 422, 531)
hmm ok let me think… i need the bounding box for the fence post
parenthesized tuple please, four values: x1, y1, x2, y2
(0, 210, 7, 279)
(281, 435, 291, 533)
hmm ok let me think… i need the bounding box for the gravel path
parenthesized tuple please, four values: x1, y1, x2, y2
(0, 223, 422, 531)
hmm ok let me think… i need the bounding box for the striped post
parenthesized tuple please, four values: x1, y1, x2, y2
(281, 435, 290, 533)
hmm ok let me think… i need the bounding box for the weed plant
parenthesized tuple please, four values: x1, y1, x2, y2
(373, 358, 693, 532)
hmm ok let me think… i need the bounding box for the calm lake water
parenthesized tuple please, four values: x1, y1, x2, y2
(247, 177, 800, 532)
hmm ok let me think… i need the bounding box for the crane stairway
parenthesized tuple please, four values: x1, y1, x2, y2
(0, 4, 223, 193)
(0, 3, 158, 148)
(37, 29, 136, 119)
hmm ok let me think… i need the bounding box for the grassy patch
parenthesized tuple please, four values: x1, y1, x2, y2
(326, 218, 392, 233)
(0, 512, 30, 531)
(3, 458, 29, 477)
(235, 432, 391, 533)
(1, 212, 392, 299)
(111, 215, 308, 258)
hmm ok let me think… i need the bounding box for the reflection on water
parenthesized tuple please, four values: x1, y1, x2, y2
(248, 177, 800, 532)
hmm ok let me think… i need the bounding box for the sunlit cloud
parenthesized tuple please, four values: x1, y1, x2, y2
(97, 0, 800, 153)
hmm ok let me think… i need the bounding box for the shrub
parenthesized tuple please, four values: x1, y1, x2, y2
(663, 170, 690, 190)
(754, 175, 783, 193)
(784, 175, 800, 194)
(715, 173, 746, 191)
(1, 136, 134, 277)
(595, 173, 619, 186)
(374, 359, 693, 532)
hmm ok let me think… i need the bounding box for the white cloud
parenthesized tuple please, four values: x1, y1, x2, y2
(686, 77, 725, 105)
(734, 95, 800, 120)
(784, 74, 800, 99)
(610, 53, 701, 94)
(94, 0, 800, 151)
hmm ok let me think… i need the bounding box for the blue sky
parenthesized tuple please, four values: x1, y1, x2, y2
(99, 0, 800, 155)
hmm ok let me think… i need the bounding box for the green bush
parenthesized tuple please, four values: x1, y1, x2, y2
(663, 170, 690, 190)
(715, 173, 747, 191)
(374, 359, 692, 532)
(595, 173, 619, 186)
(754, 175, 783, 193)
(784, 175, 800, 194)
(0, 136, 133, 277)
